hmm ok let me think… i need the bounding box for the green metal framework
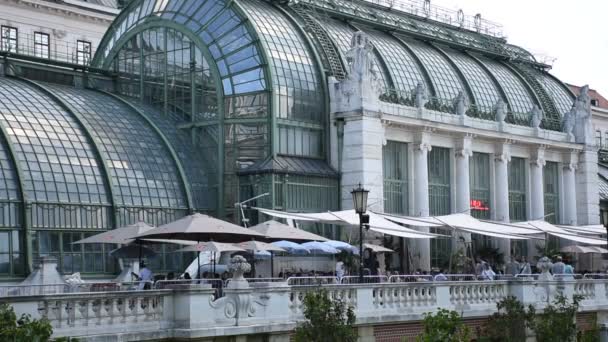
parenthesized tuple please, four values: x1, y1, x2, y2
(509, 157, 527, 258)
(383, 141, 408, 215)
(428, 146, 451, 268)
(544, 161, 559, 224)
(469, 152, 492, 250)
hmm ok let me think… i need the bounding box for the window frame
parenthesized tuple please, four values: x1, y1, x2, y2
(0, 26, 18, 53)
(76, 40, 92, 65)
(34, 31, 50, 59)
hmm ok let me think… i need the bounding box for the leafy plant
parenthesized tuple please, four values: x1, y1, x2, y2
(415, 308, 471, 342)
(0, 304, 76, 342)
(294, 289, 357, 342)
(527, 294, 582, 342)
(477, 296, 531, 342)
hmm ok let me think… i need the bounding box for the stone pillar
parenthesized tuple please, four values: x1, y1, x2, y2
(411, 132, 432, 271)
(562, 152, 578, 226)
(576, 148, 600, 225)
(494, 143, 511, 259)
(454, 136, 473, 250)
(339, 115, 384, 214)
(529, 147, 545, 256)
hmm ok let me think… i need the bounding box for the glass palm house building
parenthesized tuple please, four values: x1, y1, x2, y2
(0, 0, 592, 278)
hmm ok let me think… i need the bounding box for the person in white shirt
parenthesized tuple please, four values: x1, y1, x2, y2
(433, 269, 448, 281)
(480, 262, 496, 281)
(134, 261, 154, 290)
(335, 260, 345, 280)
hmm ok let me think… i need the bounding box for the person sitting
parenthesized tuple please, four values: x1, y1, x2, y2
(131, 261, 154, 290)
(183, 272, 192, 280)
(433, 269, 448, 281)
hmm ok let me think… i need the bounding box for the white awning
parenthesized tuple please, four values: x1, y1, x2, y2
(513, 220, 606, 245)
(558, 225, 606, 235)
(380, 212, 536, 239)
(255, 208, 438, 239)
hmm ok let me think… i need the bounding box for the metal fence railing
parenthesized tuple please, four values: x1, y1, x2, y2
(339, 275, 389, 284)
(286, 276, 339, 286)
(583, 273, 608, 279)
(388, 275, 433, 282)
(0, 281, 154, 297)
(0, 31, 95, 66)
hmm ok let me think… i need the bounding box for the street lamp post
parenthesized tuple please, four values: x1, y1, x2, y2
(602, 210, 608, 247)
(351, 184, 369, 283)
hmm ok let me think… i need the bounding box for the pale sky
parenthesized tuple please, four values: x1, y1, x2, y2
(427, 0, 608, 96)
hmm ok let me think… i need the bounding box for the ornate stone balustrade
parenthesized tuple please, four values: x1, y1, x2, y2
(3, 279, 608, 341)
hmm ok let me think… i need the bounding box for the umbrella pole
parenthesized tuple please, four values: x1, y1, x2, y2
(197, 239, 200, 279)
(138, 243, 142, 265)
(271, 251, 274, 278)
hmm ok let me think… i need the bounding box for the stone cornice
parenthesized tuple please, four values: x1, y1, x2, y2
(4, 0, 117, 23)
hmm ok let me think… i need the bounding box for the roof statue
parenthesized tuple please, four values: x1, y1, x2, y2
(562, 106, 575, 141)
(414, 82, 429, 109)
(529, 105, 542, 129)
(330, 31, 382, 113)
(571, 85, 595, 145)
(494, 99, 507, 123)
(453, 90, 469, 117)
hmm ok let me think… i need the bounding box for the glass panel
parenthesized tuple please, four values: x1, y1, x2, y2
(469, 152, 492, 250)
(428, 147, 451, 269)
(544, 161, 559, 224)
(0, 77, 110, 204)
(44, 83, 187, 209)
(478, 56, 535, 115)
(508, 157, 527, 222)
(383, 141, 408, 215)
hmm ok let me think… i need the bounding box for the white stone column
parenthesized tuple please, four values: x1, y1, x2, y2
(494, 143, 511, 259)
(528, 147, 545, 257)
(577, 148, 600, 225)
(411, 133, 432, 271)
(339, 115, 385, 214)
(454, 136, 473, 250)
(562, 152, 578, 226)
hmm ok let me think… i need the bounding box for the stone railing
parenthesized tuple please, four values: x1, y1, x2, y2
(3, 279, 608, 340)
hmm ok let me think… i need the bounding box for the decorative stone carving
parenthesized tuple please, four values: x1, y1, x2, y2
(571, 85, 595, 145)
(494, 99, 507, 123)
(330, 31, 382, 113)
(536, 256, 554, 281)
(529, 105, 542, 129)
(562, 107, 575, 141)
(415, 82, 429, 109)
(453, 90, 469, 117)
(227, 255, 251, 289)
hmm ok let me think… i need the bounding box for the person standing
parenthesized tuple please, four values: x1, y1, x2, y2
(133, 261, 154, 290)
(335, 259, 345, 280)
(551, 256, 566, 275)
(519, 257, 532, 275)
(505, 257, 520, 276)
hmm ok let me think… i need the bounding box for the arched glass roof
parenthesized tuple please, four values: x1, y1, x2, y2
(537, 73, 574, 116)
(94, 0, 267, 97)
(119, 98, 213, 210)
(240, 0, 323, 122)
(45, 84, 187, 209)
(363, 29, 427, 94)
(321, 18, 389, 89)
(0, 78, 110, 204)
(0, 124, 20, 204)
(442, 47, 502, 109)
(476, 56, 536, 114)
(397, 36, 465, 100)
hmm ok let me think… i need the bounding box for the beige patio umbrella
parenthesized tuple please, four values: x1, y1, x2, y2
(234, 240, 286, 278)
(248, 220, 329, 242)
(176, 242, 246, 276)
(73, 221, 155, 245)
(136, 213, 266, 277)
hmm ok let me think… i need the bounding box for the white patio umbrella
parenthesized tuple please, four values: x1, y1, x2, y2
(271, 240, 310, 255)
(73, 221, 156, 245)
(324, 240, 358, 253)
(235, 241, 286, 277)
(176, 242, 245, 276)
(363, 243, 395, 253)
(249, 220, 328, 242)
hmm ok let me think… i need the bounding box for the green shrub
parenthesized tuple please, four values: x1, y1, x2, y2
(527, 295, 582, 342)
(415, 308, 470, 342)
(477, 296, 531, 342)
(0, 303, 77, 342)
(294, 289, 357, 342)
